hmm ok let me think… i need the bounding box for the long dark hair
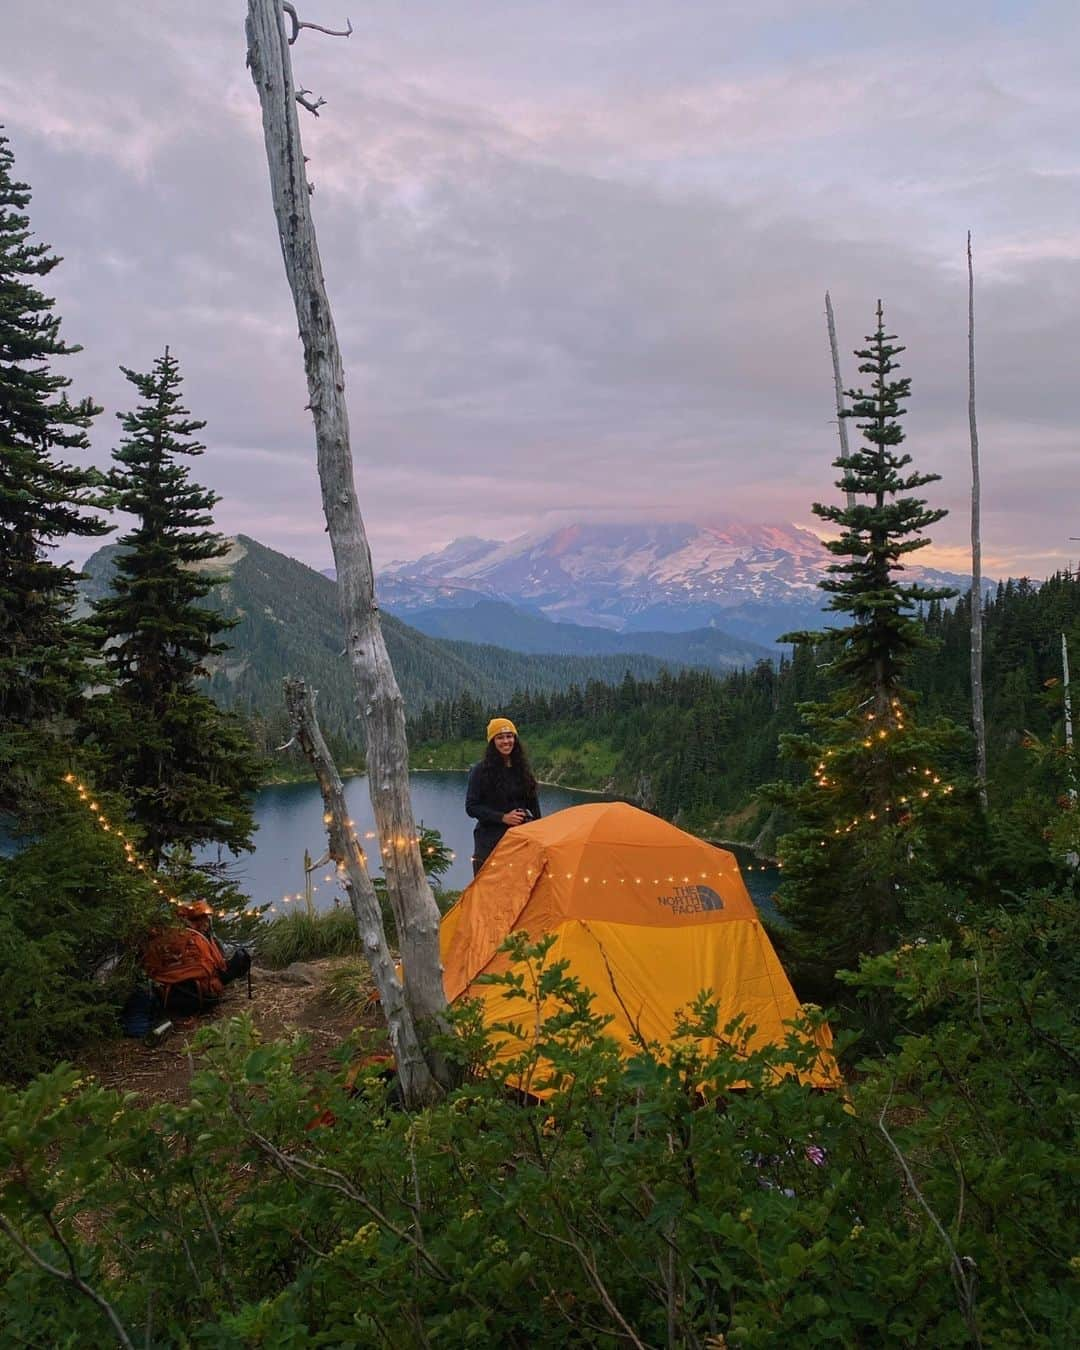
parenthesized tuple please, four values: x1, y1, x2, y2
(480, 735, 537, 797)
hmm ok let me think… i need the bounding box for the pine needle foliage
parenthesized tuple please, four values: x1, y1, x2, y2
(767, 304, 972, 1002)
(0, 790, 160, 1080)
(791, 300, 955, 703)
(0, 129, 110, 818)
(90, 349, 260, 869)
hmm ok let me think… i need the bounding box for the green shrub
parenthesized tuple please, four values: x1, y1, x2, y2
(844, 890, 1080, 1341)
(0, 906, 1075, 1347)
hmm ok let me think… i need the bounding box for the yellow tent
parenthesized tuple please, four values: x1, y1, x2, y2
(440, 801, 841, 1090)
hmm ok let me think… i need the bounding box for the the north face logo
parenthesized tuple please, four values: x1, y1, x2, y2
(657, 885, 725, 915)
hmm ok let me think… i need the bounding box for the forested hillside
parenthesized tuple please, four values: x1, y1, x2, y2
(913, 574, 1080, 765)
(400, 598, 772, 668)
(79, 536, 695, 757)
(412, 570, 1080, 842)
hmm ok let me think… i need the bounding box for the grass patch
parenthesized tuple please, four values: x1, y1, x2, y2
(410, 734, 618, 791)
(324, 958, 375, 1015)
(259, 889, 463, 970)
(256, 908, 362, 969)
(410, 739, 474, 771)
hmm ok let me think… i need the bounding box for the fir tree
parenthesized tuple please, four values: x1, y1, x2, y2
(767, 304, 970, 1001)
(91, 349, 260, 868)
(0, 129, 110, 818)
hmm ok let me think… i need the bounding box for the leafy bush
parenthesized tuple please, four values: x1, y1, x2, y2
(844, 890, 1080, 1340)
(2, 901, 1076, 1345)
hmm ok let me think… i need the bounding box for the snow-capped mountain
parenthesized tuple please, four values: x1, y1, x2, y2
(378, 521, 972, 647)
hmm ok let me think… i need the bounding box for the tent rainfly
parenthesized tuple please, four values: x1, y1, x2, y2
(440, 802, 841, 1091)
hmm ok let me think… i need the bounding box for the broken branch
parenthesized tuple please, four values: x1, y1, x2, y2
(295, 88, 326, 117)
(282, 3, 353, 45)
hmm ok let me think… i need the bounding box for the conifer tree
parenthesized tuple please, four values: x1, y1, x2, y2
(0, 130, 110, 819)
(91, 349, 260, 868)
(768, 303, 968, 1000)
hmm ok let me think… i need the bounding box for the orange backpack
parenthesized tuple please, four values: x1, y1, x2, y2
(143, 927, 227, 1003)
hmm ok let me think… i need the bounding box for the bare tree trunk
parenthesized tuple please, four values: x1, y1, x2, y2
(1061, 635, 1078, 867)
(282, 678, 440, 1103)
(825, 291, 855, 510)
(1064, 635, 1075, 775)
(967, 234, 988, 810)
(245, 0, 449, 1100)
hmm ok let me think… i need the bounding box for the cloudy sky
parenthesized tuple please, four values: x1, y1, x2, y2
(6, 1, 1078, 577)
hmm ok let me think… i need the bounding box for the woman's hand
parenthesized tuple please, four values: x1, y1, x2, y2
(502, 808, 528, 826)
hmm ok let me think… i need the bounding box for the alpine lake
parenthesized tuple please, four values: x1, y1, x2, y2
(218, 771, 781, 921)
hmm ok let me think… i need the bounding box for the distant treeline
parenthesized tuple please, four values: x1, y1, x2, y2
(913, 573, 1080, 752)
(411, 571, 1080, 834)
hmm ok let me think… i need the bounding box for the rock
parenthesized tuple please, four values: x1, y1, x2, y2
(258, 962, 324, 987)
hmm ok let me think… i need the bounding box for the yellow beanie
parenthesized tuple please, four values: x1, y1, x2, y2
(487, 717, 518, 741)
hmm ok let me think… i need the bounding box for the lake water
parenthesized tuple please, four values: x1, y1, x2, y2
(223, 771, 780, 920)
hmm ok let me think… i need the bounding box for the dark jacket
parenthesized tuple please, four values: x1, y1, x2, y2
(465, 760, 541, 869)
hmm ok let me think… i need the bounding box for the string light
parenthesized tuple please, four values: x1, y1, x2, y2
(60, 773, 222, 914)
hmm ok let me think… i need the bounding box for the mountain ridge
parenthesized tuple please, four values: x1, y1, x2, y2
(76, 535, 742, 749)
(376, 519, 979, 646)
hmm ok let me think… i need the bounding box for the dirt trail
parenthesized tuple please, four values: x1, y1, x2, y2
(77, 958, 380, 1108)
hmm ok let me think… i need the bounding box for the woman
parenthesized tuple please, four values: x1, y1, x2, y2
(466, 717, 541, 875)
